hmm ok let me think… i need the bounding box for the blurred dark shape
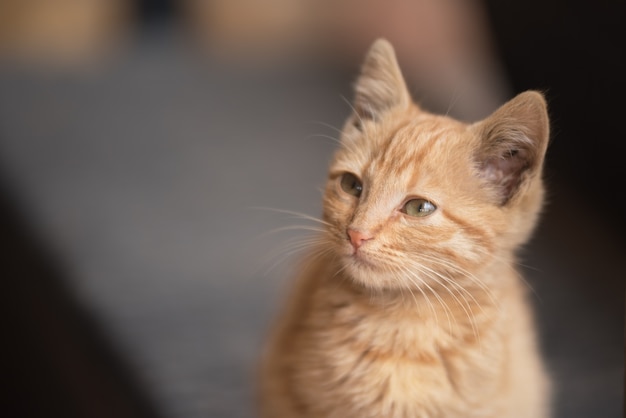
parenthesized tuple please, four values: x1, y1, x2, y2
(0, 182, 160, 417)
(484, 0, 626, 236)
(137, 0, 176, 26)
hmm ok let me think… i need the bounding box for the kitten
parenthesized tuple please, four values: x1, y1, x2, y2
(259, 39, 551, 418)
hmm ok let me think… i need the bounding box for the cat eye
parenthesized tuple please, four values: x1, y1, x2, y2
(402, 198, 436, 217)
(339, 173, 363, 197)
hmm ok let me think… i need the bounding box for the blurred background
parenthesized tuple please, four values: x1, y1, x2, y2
(0, 1, 623, 417)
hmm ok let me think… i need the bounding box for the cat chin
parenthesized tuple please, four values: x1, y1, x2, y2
(342, 256, 448, 294)
(341, 257, 405, 291)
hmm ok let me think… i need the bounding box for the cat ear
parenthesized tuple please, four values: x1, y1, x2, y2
(471, 91, 550, 206)
(352, 38, 411, 125)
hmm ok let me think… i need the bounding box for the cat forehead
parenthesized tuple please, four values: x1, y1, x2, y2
(335, 114, 471, 177)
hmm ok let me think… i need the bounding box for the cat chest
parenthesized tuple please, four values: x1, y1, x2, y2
(292, 307, 502, 417)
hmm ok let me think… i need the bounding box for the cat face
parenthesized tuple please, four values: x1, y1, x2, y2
(323, 108, 499, 291)
(321, 39, 549, 292)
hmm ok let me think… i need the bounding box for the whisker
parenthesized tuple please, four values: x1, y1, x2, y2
(467, 246, 541, 302)
(252, 206, 332, 277)
(332, 262, 350, 279)
(407, 260, 481, 345)
(257, 225, 327, 240)
(340, 94, 365, 128)
(370, 249, 440, 322)
(417, 252, 500, 310)
(262, 239, 320, 275)
(401, 269, 438, 323)
(262, 235, 331, 277)
(306, 120, 344, 136)
(444, 83, 462, 117)
(511, 267, 542, 302)
(397, 264, 455, 334)
(305, 133, 342, 146)
(264, 234, 328, 259)
(249, 206, 332, 227)
(416, 254, 498, 308)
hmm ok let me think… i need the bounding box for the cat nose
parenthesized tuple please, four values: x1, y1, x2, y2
(347, 228, 373, 250)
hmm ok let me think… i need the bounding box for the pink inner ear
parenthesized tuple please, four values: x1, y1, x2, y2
(482, 149, 529, 204)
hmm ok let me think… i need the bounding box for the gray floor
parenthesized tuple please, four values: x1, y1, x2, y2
(0, 30, 622, 417)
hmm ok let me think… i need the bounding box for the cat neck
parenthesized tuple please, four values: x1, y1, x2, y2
(314, 253, 521, 344)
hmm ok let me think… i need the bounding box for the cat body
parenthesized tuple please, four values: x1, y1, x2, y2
(259, 39, 551, 418)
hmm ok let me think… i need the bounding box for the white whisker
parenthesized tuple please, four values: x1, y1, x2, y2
(396, 263, 455, 334)
(306, 133, 342, 146)
(340, 95, 364, 127)
(406, 260, 481, 345)
(416, 253, 498, 311)
(306, 120, 344, 136)
(257, 225, 327, 240)
(417, 252, 500, 310)
(262, 235, 329, 276)
(249, 206, 331, 227)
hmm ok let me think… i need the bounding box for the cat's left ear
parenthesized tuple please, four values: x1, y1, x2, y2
(470, 91, 550, 206)
(351, 38, 411, 126)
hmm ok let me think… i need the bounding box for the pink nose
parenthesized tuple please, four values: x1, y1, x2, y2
(347, 229, 373, 250)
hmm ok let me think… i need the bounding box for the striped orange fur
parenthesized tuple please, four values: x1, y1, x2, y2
(259, 39, 551, 418)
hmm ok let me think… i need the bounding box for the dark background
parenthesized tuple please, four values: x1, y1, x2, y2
(1, 1, 623, 417)
(485, 0, 626, 236)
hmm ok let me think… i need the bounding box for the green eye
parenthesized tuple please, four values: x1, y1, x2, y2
(340, 173, 363, 197)
(403, 198, 436, 217)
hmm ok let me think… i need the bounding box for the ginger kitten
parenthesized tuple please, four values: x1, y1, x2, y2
(259, 39, 551, 418)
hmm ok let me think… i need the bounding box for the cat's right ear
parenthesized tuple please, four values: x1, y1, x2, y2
(351, 39, 411, 127)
